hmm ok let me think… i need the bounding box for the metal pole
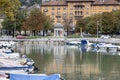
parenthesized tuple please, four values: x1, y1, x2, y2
(14, 14, 16, 38)
(97, 21, 99, 39)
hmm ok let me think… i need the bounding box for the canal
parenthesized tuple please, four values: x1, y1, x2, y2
(16, 42, 120, 80)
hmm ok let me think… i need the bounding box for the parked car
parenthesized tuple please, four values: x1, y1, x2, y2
(16, 35, 27, 39)
(101, 35, 111, 39)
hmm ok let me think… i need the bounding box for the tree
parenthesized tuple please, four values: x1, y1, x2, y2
(0, 0, 20, 20)
(113, 10, 120, 34)
(43, 16, 53, 36)
(2, 10, 27, 36)
(2, 17, 14, 36)
(75, 19, 85, 32)
(63, 14, 73, 36)
(24, 9, 53, 36)
(101, 12, 115, 34)
(86, 20, 96, 34)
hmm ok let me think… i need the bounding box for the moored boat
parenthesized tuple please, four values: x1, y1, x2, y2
(0, 73, 64, 80)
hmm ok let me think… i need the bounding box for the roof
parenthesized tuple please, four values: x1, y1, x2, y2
(41, 0, 119, 6)
(41, 1, 67, 6)
(66, 0, 94, 2)
(54, 23, 64, 28)
(92, 0, 119, 5)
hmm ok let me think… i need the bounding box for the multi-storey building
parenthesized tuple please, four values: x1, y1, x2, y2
(41, 0, 120, 27)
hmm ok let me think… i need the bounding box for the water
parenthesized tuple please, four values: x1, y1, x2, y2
(16, 43, 120, 80)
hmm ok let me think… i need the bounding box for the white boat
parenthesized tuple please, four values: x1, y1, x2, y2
(0, 48, 19, 59)
(66, 41, 80, 46)
(106, 44, 118, 52)
(0, 54, 37, 75)
(0, 41, 16, 49)
(92, 43, 118, 53)
(0, 52, 20, 59)
(117, 46, 120, 51)
(96, 43, 107, 50)
(0, 58, 30, 73)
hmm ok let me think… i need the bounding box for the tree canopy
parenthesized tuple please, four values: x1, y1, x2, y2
(75, 10, 120, 35)
(2, 10, 27, 32)
(22, 9, 53, 36)
(0, 0, 20, 20)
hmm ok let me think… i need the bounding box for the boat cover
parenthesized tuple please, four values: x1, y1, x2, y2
(0, 66, 32, 70)
(10, 73, 60, 80)
(81, 40, 87, 44)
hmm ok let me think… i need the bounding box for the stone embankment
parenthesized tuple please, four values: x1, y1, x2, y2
(0, 37, 120, 45)
(26, 37, 120, 45)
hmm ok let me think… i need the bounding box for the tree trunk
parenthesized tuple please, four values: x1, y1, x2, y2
(24, 30, 27, 36)
(43, 30, 44, 36)
(12, 28, 14, 37)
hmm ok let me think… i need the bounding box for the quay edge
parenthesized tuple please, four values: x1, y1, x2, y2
(0, 38, 120, 45)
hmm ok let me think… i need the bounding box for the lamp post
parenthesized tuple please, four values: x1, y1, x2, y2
(97, 21, 99, 39)
(13, 13, 16, 38)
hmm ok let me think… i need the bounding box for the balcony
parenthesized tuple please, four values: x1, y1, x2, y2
(74, 16, 83, 20)
(56, 14, 61, 18)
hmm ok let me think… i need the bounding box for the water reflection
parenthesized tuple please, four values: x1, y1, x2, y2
(16, 43, 120, 80)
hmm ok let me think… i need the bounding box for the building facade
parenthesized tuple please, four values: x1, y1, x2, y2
(41, 0, 120, 27)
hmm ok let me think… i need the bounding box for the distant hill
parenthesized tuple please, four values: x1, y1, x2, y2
(20, 0, 42, 7)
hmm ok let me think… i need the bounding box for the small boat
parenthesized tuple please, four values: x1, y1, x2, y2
(78, 39, 92, 48)
(106, 44, 118, 52)
(0, 73, 64, 80)
(117, 46, 120, 51)
(96, 43, 107, 50)
(0, 41, 16, 49)
(0, 54, 37, 74)
(92, 43, 118, 53)
(66, 41, 80, 46)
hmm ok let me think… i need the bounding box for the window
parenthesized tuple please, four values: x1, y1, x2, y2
(52, 7, 54, 10)
(105, 6, 109, 10)
(57, 11, 60, 15)
(70, 7, 73, 10)
(57, 7, 60, 10)
(51, 17, 54, 21)
(86, 12, 89, 15)
(63, 7, 66, 10)
(113, 6, 117, 11)
(70, 12, 73, 15)
(52, 12, 54, 15)
(86, 6, 89, 10)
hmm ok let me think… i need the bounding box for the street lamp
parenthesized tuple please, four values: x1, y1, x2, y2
(97, 21, 99, 39)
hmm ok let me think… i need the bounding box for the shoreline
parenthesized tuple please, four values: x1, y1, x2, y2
(0, 37, 120, 45)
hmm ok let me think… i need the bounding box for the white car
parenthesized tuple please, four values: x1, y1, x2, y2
(101, 35, 111, 39)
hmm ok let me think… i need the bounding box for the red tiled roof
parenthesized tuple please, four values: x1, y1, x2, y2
(41, 1, 67, 6)
(41, 0, 119, 6)
(66, 0, 94, 2)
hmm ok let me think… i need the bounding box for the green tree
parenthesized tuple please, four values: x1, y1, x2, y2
(86, 20, 96, 34)
(84, 16, 92, 33)
(2, 10, 27, 36)
(101, 12, 115, 34)
(0, 0, 20, 20)
(25, 9, 53, 36)
(75, 19, 85, 33)
(113, 10, 120, 34)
